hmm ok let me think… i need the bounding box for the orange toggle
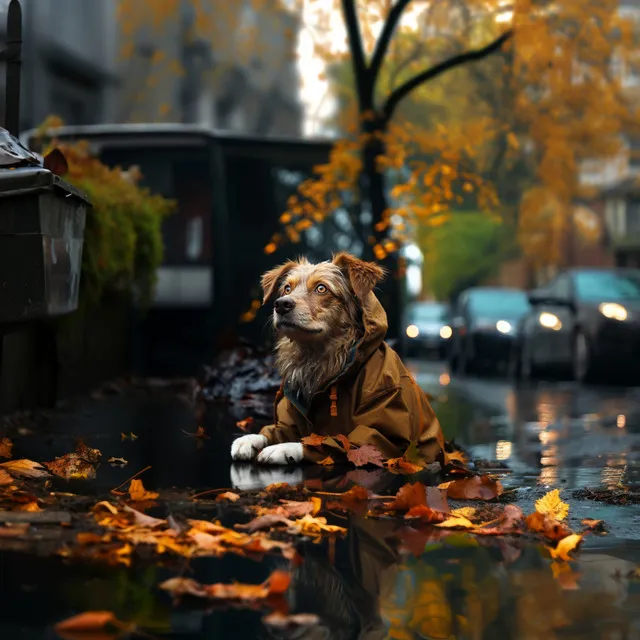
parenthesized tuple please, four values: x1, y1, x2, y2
(330, 385, 338, 417)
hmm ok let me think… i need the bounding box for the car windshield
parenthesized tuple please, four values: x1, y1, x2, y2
(408, 304, 448, 323)
(574, 271, 640, 301)
(468, 291, 529, 317)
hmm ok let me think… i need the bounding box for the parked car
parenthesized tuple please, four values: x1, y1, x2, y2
(448, 287, 531, 374)
(403, 301, 452, 358)
(510, 268, 640, 382)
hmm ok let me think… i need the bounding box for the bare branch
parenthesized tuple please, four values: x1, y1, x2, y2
(341, 0, 372, 109)
(369, 0, 412, 85)
(381, 30, 513, 123)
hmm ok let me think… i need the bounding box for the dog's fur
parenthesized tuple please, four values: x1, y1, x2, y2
(261, 253, 384, 400)
(230, 253, 386, 466)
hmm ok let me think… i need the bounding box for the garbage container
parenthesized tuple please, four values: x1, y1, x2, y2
(0, 166, 90, 327)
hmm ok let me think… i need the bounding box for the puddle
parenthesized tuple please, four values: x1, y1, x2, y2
(0, 378, 639, 638)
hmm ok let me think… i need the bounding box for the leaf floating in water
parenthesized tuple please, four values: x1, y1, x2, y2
(0, 459, 50, 479)
(128, 479, 159, 502)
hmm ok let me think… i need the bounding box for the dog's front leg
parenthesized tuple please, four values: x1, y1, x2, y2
(230, 434, 268, 461)
(256, 442, 304, 465)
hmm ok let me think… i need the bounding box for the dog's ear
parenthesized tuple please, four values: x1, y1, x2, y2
(332, 252, 386, 300)
(261, 261, 295, 304)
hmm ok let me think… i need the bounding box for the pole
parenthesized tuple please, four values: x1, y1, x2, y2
(4, 0, 22, 136)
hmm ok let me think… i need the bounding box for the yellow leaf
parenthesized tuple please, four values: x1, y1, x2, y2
(535, 489, 569, 521)
(450, 507, 476, 519)
(549, 534, 583, 562)
(434, 515, 475, 529)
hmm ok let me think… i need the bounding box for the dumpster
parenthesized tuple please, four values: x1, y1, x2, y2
(0, 166, 90, 327)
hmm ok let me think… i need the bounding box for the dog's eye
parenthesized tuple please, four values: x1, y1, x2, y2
(315, 284, 328, 294)
(283, 284, 292, 294)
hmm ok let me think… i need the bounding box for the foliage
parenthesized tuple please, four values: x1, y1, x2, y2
(417, 211, 509, 301)
(35, 116, 175, 308)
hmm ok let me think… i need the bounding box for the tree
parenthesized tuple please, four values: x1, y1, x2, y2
(417, 211, 511, 301)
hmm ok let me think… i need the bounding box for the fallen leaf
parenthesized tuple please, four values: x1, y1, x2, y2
(447, 449, 468, 465)
(44, 454, 96, 480)
(0, 459, 50, 479)
(326, 485, 371, 511)
(385, 483, 449, 513)
(301, 434, 327, 448)
(581, 518, 607, 534)
(386, 457, 424, 475)
(216, 492, 241, 503)
(344, 468, 385, 488)
(450, 507, 476, 519)
(93, 501, 119, 515)
(334, 434, 351, 451)
(236, 417, 255, 431)
(435, 515, 476, 529)
(438, 475, 503, 500)
(160, 569, 290, 602)
(318, 456, 335, 466)
(405, 505, 447, 523)
(75, 440, 102, 464)
(77, 532, 104, 545)
(262, 612, 320, 630)
(549, 534, 583, 562)
(525, 511, 572, 542)
(288, 514, 347, 540)
(183, 426, 209, 439)
(535, 489, 569, 521)
(54, 611, 125, 634)
(474, 505, 524, 535)
(121, 432, 138, 441)
(0, 469, 13, 486)
(279, 497, 322, 517)
(347, 444, 384, 468)
(14, 501, 41, 512)
(236, 514, 293, 532)
(128, 479, 159, 502)
(123, 505, 166, 528)
(108, 457, 128, 467)
(0, 438, 12, 459)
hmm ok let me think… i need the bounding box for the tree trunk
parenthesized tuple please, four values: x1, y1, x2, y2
(360, 120, 404, 346)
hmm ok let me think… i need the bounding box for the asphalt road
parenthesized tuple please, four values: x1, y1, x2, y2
(409, 357, 640, 542)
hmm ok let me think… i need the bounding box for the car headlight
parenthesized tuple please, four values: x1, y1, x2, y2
(406, 324, 419, 338)
(440, 325, 452, 339)
(539, 312, 562, 331)
(496, 320, 512, 334)
(599, 302, 628, 321)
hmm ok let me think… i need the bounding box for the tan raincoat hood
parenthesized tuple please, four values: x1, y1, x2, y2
(260, 291, 447, 465)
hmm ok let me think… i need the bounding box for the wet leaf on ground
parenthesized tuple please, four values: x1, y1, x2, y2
(216, 491, 241, 503)
(347, 444, 384, 468)
(128, 479, 159, 502)
(0, 469, 13, 486)
(525, 511, 572, 542)
(581, 518, 607, 534)
(108, 457, 128, 467)
(0, 438, 12, 459)
(549, 533, 583, 562)
(438, 474, 503, 500)
(54, 610, 130, 635)
(0, 459, 50, 479)
(535, 489, 569, 521)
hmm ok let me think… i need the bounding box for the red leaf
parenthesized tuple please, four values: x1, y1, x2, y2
(475, 505, 524, 535)
(386, 457, 424, 475)
(347, 444, 384, 468)
(405, 505, 447, 523)
(301, 434, 327, 448)
(54, 611, 120, 633)
(438, 474, 503, 500)
(385, 483, 449, 513)
(326, 485, 372, 512)
(236, 417, 255, 432)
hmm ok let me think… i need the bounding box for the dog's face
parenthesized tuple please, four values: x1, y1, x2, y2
(261, 253, 385, 343)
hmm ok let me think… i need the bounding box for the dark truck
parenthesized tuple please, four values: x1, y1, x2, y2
(21, 124, 340, 375)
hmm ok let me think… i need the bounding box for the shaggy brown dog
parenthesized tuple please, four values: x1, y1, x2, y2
(231, 252, 446, 466)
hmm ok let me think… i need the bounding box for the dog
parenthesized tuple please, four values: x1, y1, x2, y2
(230, 252, 446, 466)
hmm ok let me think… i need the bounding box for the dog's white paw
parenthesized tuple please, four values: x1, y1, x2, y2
(256, 442, 304, 466)
(230, 434, 268, 461)
(230, 464, 303, 491)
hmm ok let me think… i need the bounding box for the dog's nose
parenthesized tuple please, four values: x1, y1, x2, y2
(275, 296, 296, 315)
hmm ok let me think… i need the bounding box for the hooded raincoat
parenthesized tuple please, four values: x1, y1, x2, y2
(260, 290, 447, 465)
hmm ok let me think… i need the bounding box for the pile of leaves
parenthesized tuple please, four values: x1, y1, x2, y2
(197, 345, 281, 419)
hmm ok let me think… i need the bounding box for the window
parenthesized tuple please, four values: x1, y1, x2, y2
(574, 270, 640, 301)
(548, 274, 572, 300)
(468, 291, 530, 317)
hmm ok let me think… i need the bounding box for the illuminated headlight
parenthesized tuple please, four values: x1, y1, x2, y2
(406, 324, 419, 338)
(440, 325, 452, 339)
(599, 302, 628, 321)
(539, 312, 562, 331)
(496, 320, 512, 334)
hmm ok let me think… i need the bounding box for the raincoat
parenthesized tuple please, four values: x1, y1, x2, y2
(260, 290, 447, 465)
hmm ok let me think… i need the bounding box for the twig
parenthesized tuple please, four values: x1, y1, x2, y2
(190, 487, 235, 500)
(110, 465, 152, 495)
(311, 490, 394, 499)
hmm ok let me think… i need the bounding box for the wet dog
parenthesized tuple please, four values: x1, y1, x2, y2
(231, 252, 446, 466)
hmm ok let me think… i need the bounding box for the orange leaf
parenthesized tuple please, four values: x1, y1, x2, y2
(0, 459, 50, 479)
(0, 469, 12, 486)
(334, 434, 351, 451)
(347, 444, 384, 468)
(404, 505, 447, 523)
(438, 475, 503, 500)
(265, 570, 291, 595)
(0, 437, 12, 459)
(525, 511, 572, 542)
(128, 479, 159, 501)
(446, 449, 468, 465)
(318, 456, 335, 466)
(54, 611, 122, 633)
(385, 482, 449, 512)
(301, 434, 327, 448)
(386, 457, 424, 475)
(236, 417, 255, 432)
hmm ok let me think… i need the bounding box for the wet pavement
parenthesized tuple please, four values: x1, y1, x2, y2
(1, 362, 640, 639)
